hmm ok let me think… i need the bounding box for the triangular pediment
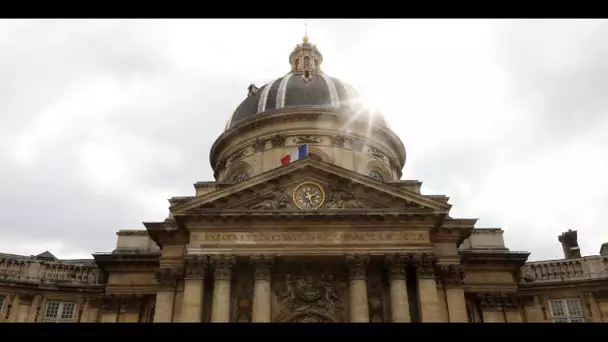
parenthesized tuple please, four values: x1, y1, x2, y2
(170, 159, 451, 216)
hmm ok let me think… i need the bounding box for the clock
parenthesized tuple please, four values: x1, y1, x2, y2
(292, 181, 325, 210)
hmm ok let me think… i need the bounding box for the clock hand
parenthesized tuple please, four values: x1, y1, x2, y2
(305, 192, 314, 204)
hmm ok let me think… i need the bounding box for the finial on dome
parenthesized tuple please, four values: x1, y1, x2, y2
(289, 20, 323, 76)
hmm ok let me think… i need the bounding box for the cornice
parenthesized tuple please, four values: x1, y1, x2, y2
(209, 108, 406, 174)
(170, 158, 451, 215)
(459, 250, 530, 267)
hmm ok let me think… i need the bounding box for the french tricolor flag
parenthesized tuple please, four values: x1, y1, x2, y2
(280, 144, 309, 165)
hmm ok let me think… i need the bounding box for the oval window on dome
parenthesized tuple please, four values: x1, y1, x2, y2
(232, 172, 249, 183)
(368, 171, 383, 181)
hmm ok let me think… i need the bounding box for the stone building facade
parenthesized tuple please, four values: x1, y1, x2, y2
(1, 36, 608, 323)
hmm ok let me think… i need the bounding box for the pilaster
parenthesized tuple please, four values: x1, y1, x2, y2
(437, 264, 467, 322)
(154, 266, 182, 322)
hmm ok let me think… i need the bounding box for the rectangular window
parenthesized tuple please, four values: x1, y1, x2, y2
(0, 295, 5, 311)
(44, 301, 76, 322)
(548, 298, 584, 323)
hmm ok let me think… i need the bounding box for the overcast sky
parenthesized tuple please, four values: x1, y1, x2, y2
(0, 19, 606, 261)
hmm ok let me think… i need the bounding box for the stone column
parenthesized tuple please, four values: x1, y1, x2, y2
(346, 255, 369, 323)
(8, 294, 20, 322)
(386, 255, 410, 322)
(26, 295, 42, 322)
(584, 292, 603, 322)
(15, 293, 35, 322)
(100, 297, 120, 323)
(523, 296, 545, 322)
(251, 255, 274, 323)
(414, 254, 442, 322)
(438, 264, 468, 322)
(153, 267, 181, 322)
(210, 256, 235, 322)
(180, 256, 207, 322)
(119, 296, 143, 323)
(478, 293, 505, 322)
(501, 294, 522, 323)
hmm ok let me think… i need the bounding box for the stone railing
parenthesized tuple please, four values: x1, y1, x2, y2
(0, 257, 102, 286)
(520, 255, 608, 284)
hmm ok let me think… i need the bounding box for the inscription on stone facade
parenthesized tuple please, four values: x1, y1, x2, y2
(191, 231, 428, 246)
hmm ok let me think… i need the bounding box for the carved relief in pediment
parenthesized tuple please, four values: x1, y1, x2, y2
(249, 189, 293, 210)
(324, 188, 388, 209)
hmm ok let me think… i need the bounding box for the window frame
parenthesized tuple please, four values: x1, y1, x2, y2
(368, 170, 384, 181)
(0, 294, 5, 312)
(231, 171, 249, 183)
(43, 301, 77, 323)
(548, 298, 584, 323)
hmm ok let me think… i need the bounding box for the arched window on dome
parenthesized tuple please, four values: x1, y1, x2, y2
(368, 171, 383, 181)
(232, 172, 249, 183)
(294, 58, 300, 71)
(303, 56, 310, 69)
(313, 58, 318, 69)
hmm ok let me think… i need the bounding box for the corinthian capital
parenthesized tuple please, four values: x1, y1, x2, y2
(211, 255, 236, 281)
(154, 267, 182, 290)
(345, 254, 370, 281)
(385, 254, 411, 280)
(250, 255, 274, 281)
(184, 255, 208, 279)
(412, 253, 436, 279)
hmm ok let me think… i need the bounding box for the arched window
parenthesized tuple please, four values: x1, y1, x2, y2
(294, 58, 300, 70)
(303, 56, 310, 68)
(368, 171, 383, 180)
(232, 172, 249, 183)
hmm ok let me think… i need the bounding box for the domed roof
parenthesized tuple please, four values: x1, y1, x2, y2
(225, 36, 389, 130)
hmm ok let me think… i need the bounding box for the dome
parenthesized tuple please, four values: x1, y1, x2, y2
(225, 37, 389, 130)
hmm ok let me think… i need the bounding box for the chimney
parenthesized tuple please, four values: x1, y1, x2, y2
(558, 230, 582, 259)
(600, 243, 608, 256)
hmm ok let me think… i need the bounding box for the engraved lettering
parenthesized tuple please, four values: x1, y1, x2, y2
(191, 231, 428, 246)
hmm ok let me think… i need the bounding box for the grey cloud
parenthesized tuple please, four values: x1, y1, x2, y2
(493, 20, 608, 145)
(1, 19, 606, 261)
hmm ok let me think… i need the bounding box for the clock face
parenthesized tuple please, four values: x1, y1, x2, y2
(292, 182, 325, 210)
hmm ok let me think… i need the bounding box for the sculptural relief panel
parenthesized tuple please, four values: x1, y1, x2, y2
(232, 266, 253, 323)
(272, 264, 347, 322)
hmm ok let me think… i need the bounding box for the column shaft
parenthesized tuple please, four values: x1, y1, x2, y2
(347, 255, 369, 322)
(100, 298, 119, 323)
(445, 287, 468, 322)
(181, 256, 207, 322)
(438, 264, 468, 322)
(415, 254, 442, 322)
(154, 267, 181, 323)
(387, 256, 410, 322)
(251, 256, 273, 323)
(26, 295, 42, 322)
(210, 256, 235, 322)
